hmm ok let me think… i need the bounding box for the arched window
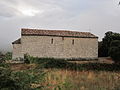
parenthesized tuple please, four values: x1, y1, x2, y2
(51, 38, 53, 44)
(72, 39, 74, 45)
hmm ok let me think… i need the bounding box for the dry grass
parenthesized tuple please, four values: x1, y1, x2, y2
(10, 64, 36, 71)
(43, 69, 120, 90)
(9, 58, 120, 90)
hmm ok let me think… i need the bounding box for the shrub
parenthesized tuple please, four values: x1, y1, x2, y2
(23, 54, 68, 66)
(0, 67, 22, 90)
(0, 52, 5, 63)
(37, 58, 68, 68)
(0, 67, 45, 90)
(12, 69, 46, 90)
(0, 61, 46, 90)
(24, 54, 39, 64)
(24, 54, 31, 64)
(3, 52, 12, 60)
(109, 40, 120, 63)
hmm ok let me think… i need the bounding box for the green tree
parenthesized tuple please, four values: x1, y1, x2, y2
(98, 41, 104, 57)
(100, 31, 120, 57)
(102, 31, 113, 57)
(109, 40, 120, 63)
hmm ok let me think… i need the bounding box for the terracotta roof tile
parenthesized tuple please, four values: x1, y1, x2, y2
(21, 28, 98, 38)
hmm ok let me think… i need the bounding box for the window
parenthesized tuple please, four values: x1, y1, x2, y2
(51, 38, 53, 44)
(62, 37, 64, 40)
(72, 39, 74, 45)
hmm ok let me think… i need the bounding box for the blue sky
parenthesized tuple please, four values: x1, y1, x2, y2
(0, 0, 120, 51)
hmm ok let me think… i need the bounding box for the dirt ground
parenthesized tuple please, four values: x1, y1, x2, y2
(69, 57, 114, 64)
(10, 64, 36, 71)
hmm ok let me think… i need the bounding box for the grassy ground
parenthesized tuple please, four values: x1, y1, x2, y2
(9, 58, 120, 90)
(44, 69, 120, 90)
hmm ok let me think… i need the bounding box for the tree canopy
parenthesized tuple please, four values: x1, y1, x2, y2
(99, 31, 120, 63)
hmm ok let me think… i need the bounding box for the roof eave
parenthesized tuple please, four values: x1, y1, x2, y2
(22, 34, 98, 38)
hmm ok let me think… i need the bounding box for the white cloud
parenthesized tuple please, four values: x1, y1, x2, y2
(16, 6, 41, 17)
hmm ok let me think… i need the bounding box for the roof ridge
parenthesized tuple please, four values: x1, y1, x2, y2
(21, 28, 90, 33)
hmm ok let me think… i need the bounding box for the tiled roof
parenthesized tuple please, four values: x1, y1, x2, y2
(12, 38, 21, 44)
(21, 28, 98, 38)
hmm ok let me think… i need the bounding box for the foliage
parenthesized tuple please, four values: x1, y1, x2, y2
(1, 56, 120, 90)
(98, 41, 104, 57)
(0, 68, 46, 90)
(110, 40, 120, 47)
(24, 54, 40, 64)
(24, 54, 68, 68)
(0, 51, 3, 56)
(99, 31, 120, 57)
(3, 52, 12, 60)
(12, 69, 46, 90)
(0, 52, 5, 62)
(101, 31, 113, 57)
(24, 54, 31, 64)
(0, 67, 21, 90)
(0, 62, 9, 68)
(109, 40, 120, 63)
(23, 55, 120, 72)
(0, 59, 46, 90)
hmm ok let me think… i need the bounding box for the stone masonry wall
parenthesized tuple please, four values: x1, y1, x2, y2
(12, 44, 23, 59)
(20, 36, 98, 60)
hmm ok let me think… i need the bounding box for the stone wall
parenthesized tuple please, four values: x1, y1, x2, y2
(20, 36, 98, 60)
(12, 44, 23, 59)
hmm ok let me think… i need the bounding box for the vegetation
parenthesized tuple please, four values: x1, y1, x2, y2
(0, 52, 12, 61)
(1, 54, 120, 90)
(99, 31, 120, 63)
(20, 55, 120, 89)
(44, 69, 120, 90)
(23, 54, 120, 72)
(0, 52, 5, 62)
(0, 60, 46, 90)
(4, 52, 12, 60)
(12, 57, 120, 90)
(109, 40, 120, 63)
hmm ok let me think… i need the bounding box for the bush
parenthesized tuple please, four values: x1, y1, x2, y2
(0, 61, 46, 90)
(109, 40, 120, 63)
(0, 67, 46, 90)
(12, 69, 46, 90)
(23, 54, 71, 69)
(0, 61, 22, 90)
(0, 67, 22, 90)
(24, 54, 39, 64)
(3, 52, 12, 60)
(0, 52, 5, 62)
(37, 58, 68, 68)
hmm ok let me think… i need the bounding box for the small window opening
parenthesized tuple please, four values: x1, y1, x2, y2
(72, 39, 74, 45)
(51, 38, 53, 44)
(62, 37, 64, 40)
